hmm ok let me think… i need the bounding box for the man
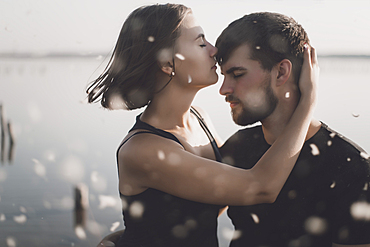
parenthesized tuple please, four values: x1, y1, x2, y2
(216, 12, 370, 247)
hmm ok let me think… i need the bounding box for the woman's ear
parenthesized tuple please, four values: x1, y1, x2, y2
(276, 59, 292, 87)
(160, 61, 174, 76)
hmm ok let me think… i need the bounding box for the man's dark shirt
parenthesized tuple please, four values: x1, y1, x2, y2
(220, 123, 370, 246)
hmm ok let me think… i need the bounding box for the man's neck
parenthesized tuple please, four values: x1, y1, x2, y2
(261, 117, 322, 145)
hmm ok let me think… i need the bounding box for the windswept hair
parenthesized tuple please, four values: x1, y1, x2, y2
(216, 12, 309, 83)
(86, 4, 191, 110)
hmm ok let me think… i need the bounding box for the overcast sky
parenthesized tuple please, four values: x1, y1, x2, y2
(1, 0, 370, 56)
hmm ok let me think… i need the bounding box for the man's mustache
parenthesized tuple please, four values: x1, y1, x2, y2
(225, 94, 240, 103)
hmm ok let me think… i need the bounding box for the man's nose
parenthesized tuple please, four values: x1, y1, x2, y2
(219, 76, 233, 96)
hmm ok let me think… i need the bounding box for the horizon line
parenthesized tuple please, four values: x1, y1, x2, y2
(1, 52, 370, 59)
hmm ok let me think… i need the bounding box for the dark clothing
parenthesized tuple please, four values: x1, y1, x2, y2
(220, 123, 370, 247)
(116, 108, 222, 247)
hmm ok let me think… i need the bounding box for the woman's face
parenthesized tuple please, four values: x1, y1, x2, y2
(173, 13, 218, 88)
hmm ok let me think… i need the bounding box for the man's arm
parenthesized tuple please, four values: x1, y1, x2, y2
(333, 244, 370, 247)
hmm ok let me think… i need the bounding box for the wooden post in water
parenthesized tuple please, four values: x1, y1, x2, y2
(0, 104, 5, 163)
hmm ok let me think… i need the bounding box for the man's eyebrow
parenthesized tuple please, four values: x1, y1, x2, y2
(225, 67, 247, 74)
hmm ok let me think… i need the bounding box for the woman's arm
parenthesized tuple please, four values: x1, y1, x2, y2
(119, 46, 318, 206)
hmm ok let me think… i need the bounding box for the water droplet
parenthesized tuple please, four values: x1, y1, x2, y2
(0, 169, 8, 182)
(288, 190, 297, 199)
(147, 36, 155, 42)
(19, 206, 26, 213)
(304, 216, 327, 235)
(59, 155, 85, 183)
(310, 143, 320, 156)
(347, 157, 351, 162)
(0, 213, 6, 222)
(168, 152, 181, 166)
(13, 214, 27, 224)
(352, 112, 360, 118)
(253, 20, 257, 23)
(33, 159, 46, 178)
(251, 213, 260, 224)
(91, 171, 107, 192)
(329, 132, 336, 138)
(172, 224, 188, 238)
(157, 150, 165, 160)
(175, 53, 185, 60)
(330, 181, 336, 188)
(188, 74, 192, 83)
(6, 237, 16, 247)
(363, 183, 369, 191)
(129, 201, 144, 218)
(360, 152, 370, 160)
(285, 92, 290, 98)
(327, 140, 332, 146)
(255, 46, 261, 50)
(75, 225, 86, 239)
(350, 201, 370, 221)
(221, 227, 242, 240)
(110, 221, 120, 232)
(98, 195, 117, 209)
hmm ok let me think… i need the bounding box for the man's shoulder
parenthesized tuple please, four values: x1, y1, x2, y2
(313, 123, 370, 177)
(221, 125, 264, 148)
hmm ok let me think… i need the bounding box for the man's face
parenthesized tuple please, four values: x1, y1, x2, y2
(219, 43, 278, 126)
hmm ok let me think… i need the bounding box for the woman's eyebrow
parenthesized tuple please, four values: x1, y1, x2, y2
(195, 33, 205, 40)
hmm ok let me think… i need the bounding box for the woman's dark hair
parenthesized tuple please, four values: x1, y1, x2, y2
(86, 4, 191, 110)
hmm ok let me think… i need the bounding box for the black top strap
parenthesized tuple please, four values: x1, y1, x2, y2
(190, 107, 222, 162)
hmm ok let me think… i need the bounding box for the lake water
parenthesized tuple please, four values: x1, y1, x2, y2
(1, 56, 370, 247)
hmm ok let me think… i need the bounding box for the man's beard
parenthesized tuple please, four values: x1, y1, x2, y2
(231, 78, 278, 126)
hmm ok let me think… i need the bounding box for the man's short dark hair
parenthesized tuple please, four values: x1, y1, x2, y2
(216, 12, 309, 83)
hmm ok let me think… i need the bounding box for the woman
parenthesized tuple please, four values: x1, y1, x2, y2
(87, 4, 318, 247)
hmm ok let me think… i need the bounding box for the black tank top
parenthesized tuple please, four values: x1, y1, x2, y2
(116, 107, 222, 247)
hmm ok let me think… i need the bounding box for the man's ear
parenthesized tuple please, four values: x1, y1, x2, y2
(160, 61, 174, 76)
(275, 59, 292, 87)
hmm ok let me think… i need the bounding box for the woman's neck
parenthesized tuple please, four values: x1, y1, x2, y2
(141, 82, 199, 130)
